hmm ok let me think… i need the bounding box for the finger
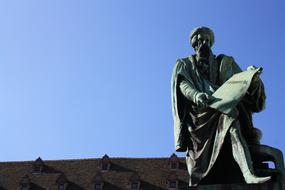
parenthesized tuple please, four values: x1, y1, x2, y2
(197, 100, 206, 108)
(207, 96, 215, 103)
(204, 94, 214, 103)
(201, 102, 208, 108)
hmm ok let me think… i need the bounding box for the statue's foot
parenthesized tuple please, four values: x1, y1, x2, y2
(244, 172, 271, 184)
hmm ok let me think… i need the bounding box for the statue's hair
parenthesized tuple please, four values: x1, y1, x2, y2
(190, 27, 215, 48)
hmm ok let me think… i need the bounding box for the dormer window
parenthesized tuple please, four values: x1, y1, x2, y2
(58, 183, 65, 190)
(20, 184, 29, 190)
(56, 174, 68, 190)
(167, 174, 178, 190)
(168, 153, 179, 170)
(129, 173, 140, 190)
(19, 175, 31, 190)
(94, 183, 102, 190)
(102, 163, 109, 171)
(33, 157, 44, 173)
(169, 180, 177, 188)
(131, 182, 139, 190)
(101, 154, 111, 171)
(93, 173, 104, 190)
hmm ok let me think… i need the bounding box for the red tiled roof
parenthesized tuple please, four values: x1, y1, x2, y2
(0, 155, 189, 190)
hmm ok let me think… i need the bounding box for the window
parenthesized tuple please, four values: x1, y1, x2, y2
(93, 173, 104, 190)
(170, 162, 178, 169)
(58, 183, 65, 190)
(94, 183, 102, 190)
(131, 182, 139, 190)
(129, 173, 140, 190)
(102, 163, 109, 171)
(56, 173, 68, 189)
(34, 165, 43, 173)
(169, 181, 177, 188)
(21, 184, 29, 190)
(20, 176, 31, 190)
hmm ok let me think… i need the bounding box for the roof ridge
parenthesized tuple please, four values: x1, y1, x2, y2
(0, 156, 185, 163)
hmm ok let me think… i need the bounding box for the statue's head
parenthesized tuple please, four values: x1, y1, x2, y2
(190, 27, 214, 58)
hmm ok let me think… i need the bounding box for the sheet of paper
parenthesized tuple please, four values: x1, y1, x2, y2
(209, 68, 260, 115)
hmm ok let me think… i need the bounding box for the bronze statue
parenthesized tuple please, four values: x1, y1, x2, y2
(171, 27, 273, 186)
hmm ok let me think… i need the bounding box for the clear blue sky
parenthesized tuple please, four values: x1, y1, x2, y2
(0, 0, 284, 161)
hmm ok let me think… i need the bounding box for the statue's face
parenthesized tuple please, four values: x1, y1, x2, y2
(194, 33, 211, 58)
(196, 33, 211, 48)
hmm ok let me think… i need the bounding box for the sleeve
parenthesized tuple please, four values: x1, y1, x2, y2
(243, 75, 266, 112)
(179, 79, 199, 104)
(172, 59, 192, 152)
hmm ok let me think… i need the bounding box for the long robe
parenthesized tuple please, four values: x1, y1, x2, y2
(171, 54, 266, 185)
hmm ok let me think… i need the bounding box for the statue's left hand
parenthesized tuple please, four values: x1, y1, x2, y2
(247, 65, 262, 87)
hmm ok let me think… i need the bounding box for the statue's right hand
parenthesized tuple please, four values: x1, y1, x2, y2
(195, 92, 212, 109)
